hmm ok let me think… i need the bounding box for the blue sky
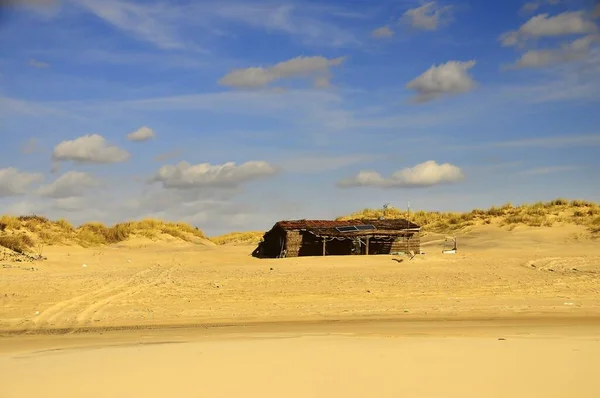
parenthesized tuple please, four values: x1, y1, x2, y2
(1, 0, 599, 235)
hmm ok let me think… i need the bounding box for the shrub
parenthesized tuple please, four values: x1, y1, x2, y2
(550, 198, 569, 206)
(0, 234, 34, 253)
(55, 218, 74, 231)
(0, 216, 21, 230)
(487, 206, 504, 217)
(571, 200, 592, 207)
(17, 214, 50, 223)
(211, 231, 264, 245)
(589, 216, 600, 231)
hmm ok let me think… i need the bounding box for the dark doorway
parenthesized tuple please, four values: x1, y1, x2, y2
(298, 232, 324, 256)
(368, 239, 393, 255)
(325, 239, 352, 255)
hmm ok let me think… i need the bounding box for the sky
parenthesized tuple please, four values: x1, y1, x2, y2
(1, 0, 599, 235)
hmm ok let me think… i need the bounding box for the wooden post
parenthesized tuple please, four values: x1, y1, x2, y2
(366, 237, 370, 255)
(322, 237, 326, 256)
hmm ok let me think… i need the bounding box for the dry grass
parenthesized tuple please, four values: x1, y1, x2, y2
(0, 234, 35, 253)
(211, 231, 264, 246)
(2, 198, 599, 252)
(338, 198, 600, 233)
(0, 216, 207, 251)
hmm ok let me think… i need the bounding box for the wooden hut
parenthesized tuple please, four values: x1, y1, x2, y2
(252, 219, 421, 258)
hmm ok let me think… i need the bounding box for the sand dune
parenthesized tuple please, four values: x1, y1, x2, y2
(1, 223, 599, 397)
(1, 224, 599, 333)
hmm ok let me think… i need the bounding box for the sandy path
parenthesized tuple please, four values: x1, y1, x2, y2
(1, 319, 599, 398)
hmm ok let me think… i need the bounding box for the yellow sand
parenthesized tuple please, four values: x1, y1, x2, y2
(1, 224, 599, 396)
(1, 320, 600, 398)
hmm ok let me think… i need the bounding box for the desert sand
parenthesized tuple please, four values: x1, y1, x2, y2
(1, 223, 600, 397)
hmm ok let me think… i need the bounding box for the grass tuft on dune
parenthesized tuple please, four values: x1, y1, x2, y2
(0, 215, 207, 251)
(210, 231, 264, 246)
(338, 198, 600, 234)
(2, 198, 599, 252)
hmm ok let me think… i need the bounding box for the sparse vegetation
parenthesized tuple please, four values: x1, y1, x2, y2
(1, 198, 599, 252)
(0, 216, 208, 252)
(0, 234, 35, 253)
(338, 198, 600, 233)
(211, 231, 264, 245)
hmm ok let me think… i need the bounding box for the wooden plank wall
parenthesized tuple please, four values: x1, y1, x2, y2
(390, 234, 421, 253)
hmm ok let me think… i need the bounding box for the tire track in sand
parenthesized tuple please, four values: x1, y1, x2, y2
(33, 266, 158, 328)
(75, 264, 178, 326)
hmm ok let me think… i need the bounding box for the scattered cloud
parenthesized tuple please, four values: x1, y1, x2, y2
(127, 126, 155, 142)
(337, 160, 464, 188)
(406, 60, 477, 103)
(371, 26, 394, 38)
(218, 56, 345, 89)
(0, 167, 43, 197)
(521, 2, 541, 14)
(52, 134, 130, 164)
(69, 0, 188, 50)
(519, 165, 578, 176)
(36, 171, 97, 198)
(151, 160, 277, 189)
(401, 1, 454, 31)
(520, 0, 561, 16)
(28, 58, 50, 68)
(594, 4, 600, 19)
(68, 1, 358, 50)
(500, 11, 598, 47)
(209, 3, 358, 48)
(508, 34, 598, 68)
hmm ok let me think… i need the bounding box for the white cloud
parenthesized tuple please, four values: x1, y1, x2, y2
(219, 56, 345, 89)
(521, 2, 541, 14)
(338, 160, 464, 188)
(70, 0, 187, 50)
(406, 60, 477, 103)
(69, 1, 358, 50)
(509, 34, 598, 68)
(36, 171, 97, 198)
(209, 3, 358, 48)
(401, 1, 454, 31)
(0, 168, 44, 197)
(501, 11, 598, 47)
(52, 134, 130, 164)
(151, 160, 277, 189)
(520, 0, 562, 16)
(371, 26, 394, 38)
(127, 126, 155, 142)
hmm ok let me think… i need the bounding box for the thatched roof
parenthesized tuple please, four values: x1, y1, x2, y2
(269, 219, 420, 238)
